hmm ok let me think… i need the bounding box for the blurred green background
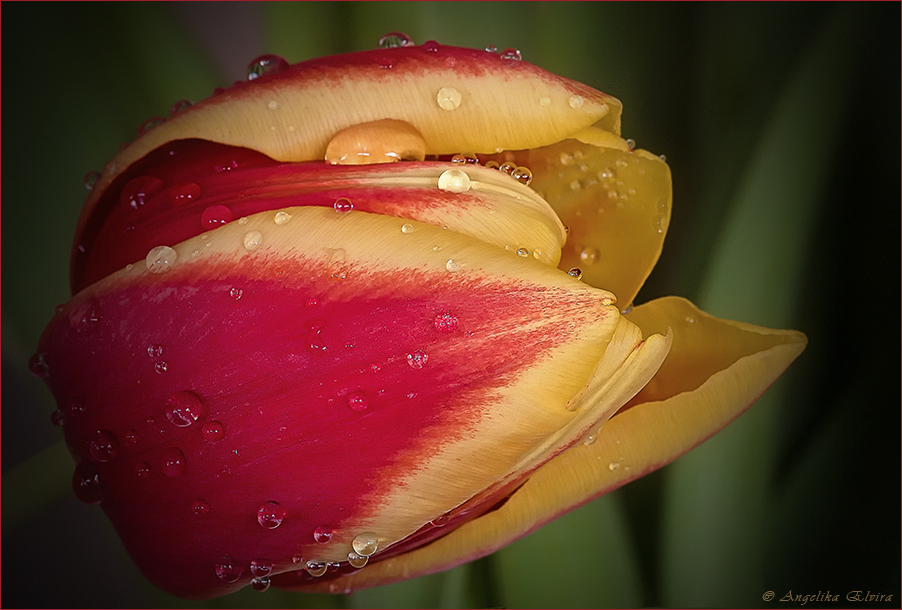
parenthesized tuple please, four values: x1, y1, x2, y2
(2, 2, 899, 608)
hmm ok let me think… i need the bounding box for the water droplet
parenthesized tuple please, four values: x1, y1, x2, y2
(347, 552, 368, 569)
(274, 210, 292, 225)
(28, 352, 49, 378)
(202, 204, 233, 229)
(516, 247, 529, 257)
(215, 555, 242, 583)
(579, 246, 600, 265)
(313, 526, 334, 543)
(436, 87, 462, 111)
(138, 117, 165, 135)
(511, 166, 533, 185)
(250, 558, 273, 577)
(608, 461, 620, 471)
(567, 267, 583, 280)
(161, 447, 186, 477)
(400, 223, 414, 234)
(89, 429, 120, 462)
(169, 182, 201, 206)
(437, 169, 470, 193)
(145, 245, 177, 273)
(685, 316, 697, 324)
(626, 138, 636, 151)
(327, 249, 348, 280)
(170, 99, 193, 115)
(485, 45, 498, 53)
(257, 500, 286, 529)
(192, 499, 210, 515)
(306, 321, 327, 353)
(68, 398, 86, 418)
(659, 154, 667, 162)
(584, 431, 598, 446)
(202, 421, 225, 442)
(347, 390, 369, 412)
(72, 462, 103, 504)
(50, 408, 65, 426)
(430, 512, 451, 527)
(120, 176, 164, 210)
(433, 312, 459, 333)
(135, 461, 152, 478)
(251, 577, 271, 592)
(147, 344, 163, 358)
(154, 361, 169, 374)
(83, 171, 100, 190)
(406, 350, 428, 369)
(165, 391, 205, 427)
(601, 296, 615, 307)
(247, 54, 289, 80)
(652, 214, 667, 234)
(333, 198, 354, 213)
(568, 95, 584, 109)
(68, 298, 102, 334)
(499, 48, 522, 62)
(539, 96, 552, 107)
(378, 32, 413, 49)
(243, 231, 263, 251)
(351, 532, 379, 557)
(305, 560, 327, 577)
(445, 259, 461, 273)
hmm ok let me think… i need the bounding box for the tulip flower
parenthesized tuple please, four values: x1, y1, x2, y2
(34, 40, 805, 600)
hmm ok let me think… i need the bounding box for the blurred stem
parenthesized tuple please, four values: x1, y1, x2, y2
(2, 441, 72, 536)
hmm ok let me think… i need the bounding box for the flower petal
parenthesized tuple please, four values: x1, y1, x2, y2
(288, 297, 804, 593)
(40, 206, 666, 598)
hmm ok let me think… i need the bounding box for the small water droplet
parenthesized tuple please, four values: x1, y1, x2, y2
(438, 168, 470, 193)
(161, 447, 186, 477)
(274, 210, 292, 225)
(499, 48, 522, 62)
(169, 99, 193, 115)
(249, 558, 273, 577)
(247, 54, 289, 80)
(138, 117, 165, 135)
(201, 421, 225, 442)
(659, 154, 667, 162)
(120, 176, 164, 210)
(351, 532, 379, 557)
(147, 344, 163, 358)
(436, 86, 462, 111)
(83, 171, 100, 190)
(327, 249, 348, 280)
(516, 247, 529, 257)
(192, 499, 210, 515)
(652, 214, 667, 234)
(72, 462, 103, 504)
(406, 350, 428, 369)
(28, 352, 49, 378)
(539, 96, 552, 107)
(511, 166, 533, 186)
(626, 138, 636, 151)
(165, 391, 205, 427)
(313, 526, 334, 544)
(422, 40, 440, 52)
(154, 361, 169, 374)
(243, 231, 263, 251)
(430, 512, 451, 527)
(257, 500, 286, 529)
(378, 32, 413, 49)
(445, 259, 461, 273)
(598, 167, 616, 181)
(400, 223, 414, 234)
(68, 298, 102, 334)
(251, 577, 271, 592)
(584, 431, 598, 446)
(601, 297, 615, 307)
(567, 267, 583, 280)
(608, 461, 620, 471)
(169, 182, 201, 206)
(348, 552, 368, 569)
(135, 461, 152, 478)
(305, 560, 327, 577)
(89, 429, 120, 462)
(568, 95, 584, 109)
(333, 197, 354, 213)
(201, 204, 233, 229)
(69, 398, 86, 418)
(579, 246, 600, 265)
(50, 408, 64, 426)
(215, 555, 242, 583)
(485, 45, 498, 53)
(347, 390, 369, 411)
(685, 316, 697, 324)
(145, 245, 177, 273)
(433, 312, 459, 333)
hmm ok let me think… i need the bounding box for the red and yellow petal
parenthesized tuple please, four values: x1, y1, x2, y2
(287, 297, 804, 593)
(40, 206, 667, 598)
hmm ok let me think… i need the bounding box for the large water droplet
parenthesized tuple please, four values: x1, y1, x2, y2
(215, 555, 242, 583)
(445, 259, 461, 273)
(247, 54, 289, 80)
(72, 462, 104, 504)
(378, 32, 413, 49)
(169, 182, 201, 206)
(145, 245, 177, 273)
(313, 526, 334, 544)
(202, 421, 225, 441)
(406, 350, 428, 369)
(89, 429, 120, 462)
(351, 532, 379, 557)
(69, 298, 102, 334)
(568, 95, 584, 109)
(250, 558, 274, 577)
(436, 87, 462, 111)
(499, 48, 522, 62)
(257, 500, 286, 529)
(401, 223, 414, 234)
(165, 391, 205, 427)
(251, 577, 271, 592)
(120, 176, 164, 210)
(438, 169, 470, 193)
(433, 312, 459, 333)
(511, 166, 533, 186)
(201, 204, 233, 229)
(305, 560, 327, 577)
(161, 447, 186, 477)
(516, 247, 530, 258)
(347, 390, 369, 411)
(347, 552, 368, 569)
(243, 231, 263, 251)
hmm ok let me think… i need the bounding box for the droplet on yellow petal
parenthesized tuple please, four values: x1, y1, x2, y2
(325, 119, 426, 165)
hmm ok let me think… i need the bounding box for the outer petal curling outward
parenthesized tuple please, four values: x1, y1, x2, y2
(39, 206, 668, 598)
(285, 297, 806, 594)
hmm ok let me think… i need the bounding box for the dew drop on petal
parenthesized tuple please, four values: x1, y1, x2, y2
(539, 96, 552, 107)
(89, 429, 120, 462)
(347, 390, 369, 412)
(579, 246, 600, 265)
(347, 552, 368, 569)
(121, 176, 164, 210)
(257, 500, 286, 529)
(201, 204, 233, 229)
(83, 171, 100, 191)
(274, 210, 292, 225)
(202, 421, 225, 441)
(511, 166, 533, 185)
(28, 352, 49, 378)
(401, 223, 414, 234)
(568, 95, 584, 109)
(378, 32, 413, 48)
(138, 117, 165, 135)
(422, 40, 440, 52)
(192, 499, 210, 515)
(251, 577, 271, 592)
(406, 350, 428, 369)
(135, 461, 152, 479)
(445, 259, 461, 273)
(165, 391, 205, 427)
(215, 555, 242, 583)
(433, 312, 459, 333)
(567, 267, 583, 280)
(313, 526, 334, 544)
(147, 344, 163, 358)
(161, 447, 186, 477)
(305, 560, 327, 577)
(250, 558, 274, 577)
(170, 99, 193, 115)
(436, 87, 462, 111)
(485, 45, 498, 53)
(499, 48, 522, 62)
(626, 138, 636, 151)
(154, 361, 169, 374)
(145, 245, 177, 273)
(430, 512, 451, 527)
(72, 462, 104, 504)
(50, 409, 65, 426)
(516, 247, 529, 258)
(333, 198, 354, 213)
(69, 297, 102, 334)
(243, 231, 263, 251)
(351, 532, 379, 557)
(438, 169, 470, 193)
(246, 54, 289, 80)
(169, 182, 201, 206)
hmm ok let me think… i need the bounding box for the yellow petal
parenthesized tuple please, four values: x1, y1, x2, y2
(293, 297, 804, 593)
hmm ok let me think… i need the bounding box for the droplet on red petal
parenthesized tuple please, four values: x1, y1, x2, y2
(313, 526, 333, 544)
(83, 170, 100, 190)
(50, 409, 64, 426)
(192, 499, 210, 515)
(333, 198, 353, 213)
(68, 297, 102, 334)
(201, 205, 233, 229)
(433, 312, 459, 333)
(168, 182, 201, 206)
(406, 350, 428, 369)
(89, 429, 120, 462)
(165, 391, 205, 427)
(138, 117, 165, 135)
(73, 462, 104, 504)
(215, 555, 242, 583)
(377, 32, 413, 49)
(202, 421, 225, 441)
(251, 577, 271, 592)
(250, 558, 273, 577)
(120, 176, 164, 210)
(161, 447, 186, 477)
(246, 54, 289, 80)
(256, 501, 286, 529)
(135, 461, 152, 479)
(169, 99, 193, 115)
(305, 561, 327, 577)
(28, 352, 49, 378)
(347, 390, 369, 411)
